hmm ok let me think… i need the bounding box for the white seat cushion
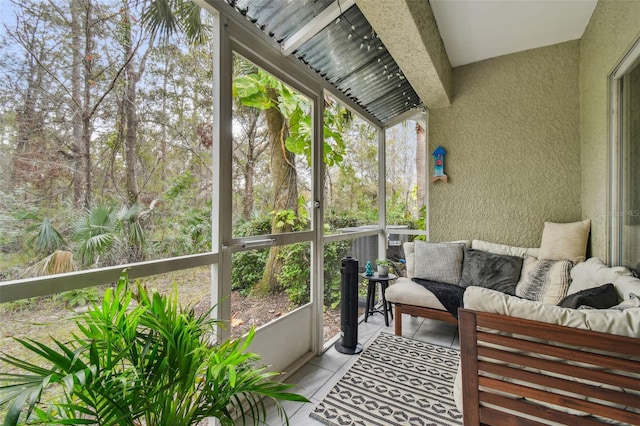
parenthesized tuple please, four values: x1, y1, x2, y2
(384, 277, 446, 311)
(464, 286, 640, 337)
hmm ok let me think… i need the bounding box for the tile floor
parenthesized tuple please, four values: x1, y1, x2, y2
(237, 311, 460, 426)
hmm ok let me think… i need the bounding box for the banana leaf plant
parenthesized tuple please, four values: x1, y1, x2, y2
(0, 271, 308, 425)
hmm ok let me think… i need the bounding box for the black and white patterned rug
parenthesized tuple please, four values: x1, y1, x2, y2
(310, 333, 462, 426)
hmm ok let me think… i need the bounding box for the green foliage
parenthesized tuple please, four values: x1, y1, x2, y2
(0, 192, 42, 264)
(322, 241, 351, 309)
(72, 204, 119, 267)
(142, 0, 210, 44)
(54, 288, 101, 308)
(183, 207, 211, 250)
(325, 215, 362, 230)
(156, 171, 213, 256)
(114, 203, 147, 249)
(271, 209, 298, 231)
(231, 218, 272, 294)
(166, 170, 196, 200)
(233, 68, 347, 167)
(233, 73, 274, 110)
(233, 217, 273, 238)
(0, 270, 307, 426)
(413, 205, 427, 241)
(71, 203, 147, 267)
(229, 217, 350, 309)
(271, 197, 309, 231)
(157, 205, 212, 256)
(232, 248, 269, 295)
(27, 217, 66, 254)
(277, 240, 350, 309)
(280, 243, 310, 305)
(0, 297, 34, 313)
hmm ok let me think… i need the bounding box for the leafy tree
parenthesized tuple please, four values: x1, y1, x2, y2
(233, 68, 347, 294)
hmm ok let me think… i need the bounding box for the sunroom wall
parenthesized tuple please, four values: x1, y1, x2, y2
(580, 0, 640, 262)
(428, 40, 581, 247)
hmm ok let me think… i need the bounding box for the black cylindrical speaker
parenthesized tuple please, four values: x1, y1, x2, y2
(334, 256, 363, 354)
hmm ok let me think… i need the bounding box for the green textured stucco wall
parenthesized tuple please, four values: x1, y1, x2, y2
(428, 41, 581, 247)
(580, 0, 640, 262)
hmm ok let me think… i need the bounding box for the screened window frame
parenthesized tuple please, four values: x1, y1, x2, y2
(608, 36, 640, 268)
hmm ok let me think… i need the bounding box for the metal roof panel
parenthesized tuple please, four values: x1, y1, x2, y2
(224, 0, 421, 123)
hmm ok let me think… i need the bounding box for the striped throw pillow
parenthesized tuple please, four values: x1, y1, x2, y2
(516, 256, 572, 305)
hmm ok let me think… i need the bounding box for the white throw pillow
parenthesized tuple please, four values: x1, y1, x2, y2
(614, 275, 640, 301)
(538, 220, 590, 263)
(516, 256, 572, 305)
(568, 257, 631, 295)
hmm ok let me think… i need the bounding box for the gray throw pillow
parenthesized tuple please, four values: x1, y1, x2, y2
(458, 248, 523, 295)
(413, 241, 465, 285)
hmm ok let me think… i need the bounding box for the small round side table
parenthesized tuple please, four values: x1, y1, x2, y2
(360, 272, 396, 327)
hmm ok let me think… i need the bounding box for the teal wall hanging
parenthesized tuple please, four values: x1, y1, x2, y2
(431, 146, 448, 183)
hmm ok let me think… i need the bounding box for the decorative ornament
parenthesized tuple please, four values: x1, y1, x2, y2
(431, 146, 448, 183)
(365, 261, 374, 276)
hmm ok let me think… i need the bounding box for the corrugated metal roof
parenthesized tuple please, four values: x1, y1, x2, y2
(226, 0, 335, 43)
(223, 0, 421, 124)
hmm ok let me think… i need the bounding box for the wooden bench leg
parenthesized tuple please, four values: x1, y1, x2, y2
(394, 303, 403, 336)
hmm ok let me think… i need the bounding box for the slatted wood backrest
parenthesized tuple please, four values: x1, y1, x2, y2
(458, 308, 640, 426)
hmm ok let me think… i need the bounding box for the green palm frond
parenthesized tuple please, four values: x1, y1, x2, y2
(72, 204, 119, 267)
(30, 217, 66, 253)
(114, 203, 146, 247)
(142, 0, 209, 44)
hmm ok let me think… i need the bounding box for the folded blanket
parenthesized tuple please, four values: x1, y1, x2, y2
(412, 278, 466, 318)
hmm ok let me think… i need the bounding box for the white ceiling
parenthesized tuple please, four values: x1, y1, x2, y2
(430, 0, 598, 67)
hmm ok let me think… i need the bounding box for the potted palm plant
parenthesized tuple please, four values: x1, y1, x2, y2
(0, 271, 307, 425)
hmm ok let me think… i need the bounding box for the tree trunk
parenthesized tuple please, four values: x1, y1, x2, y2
(81, 0, 94, 209)
(122, 0, 139, 206)
(70, 0, 85, 208)
(68, 0, 94, 209)
(160, 54, 169, 183)
(416, 122, 426, 210)
(241, 107, 262, 220)
(242, 156, 255, 219)
(256, 88, 298, 294)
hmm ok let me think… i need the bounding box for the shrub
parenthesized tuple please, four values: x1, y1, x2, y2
(231, 217, 272, 294)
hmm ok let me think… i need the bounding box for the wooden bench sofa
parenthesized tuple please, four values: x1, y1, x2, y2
(385, 238, 640, 336)
(386, 239, 540, 336)
(457, 308, 640, 425)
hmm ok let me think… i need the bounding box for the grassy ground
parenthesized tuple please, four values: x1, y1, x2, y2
(1, 267, 341, 376)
